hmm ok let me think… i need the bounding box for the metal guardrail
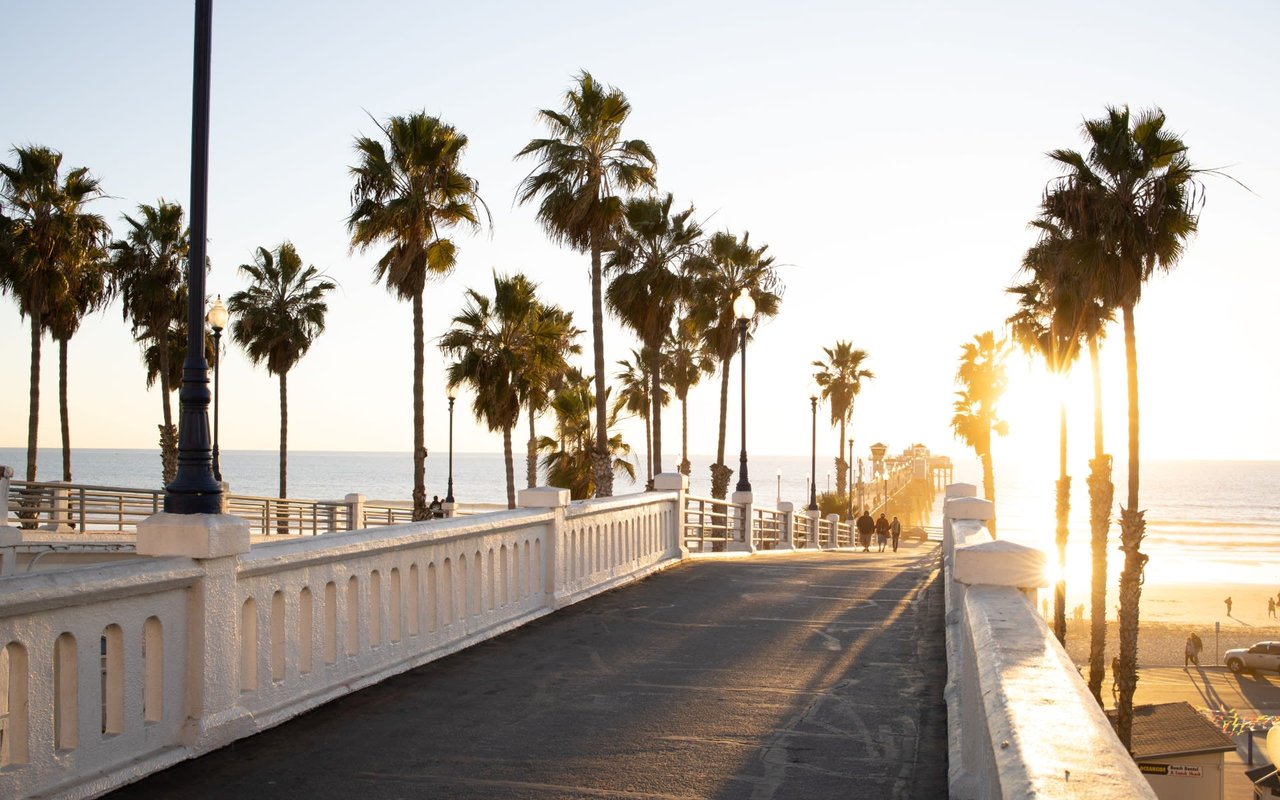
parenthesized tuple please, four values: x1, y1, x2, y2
(682, 494, 741, 551)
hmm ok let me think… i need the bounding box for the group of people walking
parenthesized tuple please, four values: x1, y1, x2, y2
(854, 509, 902, 553)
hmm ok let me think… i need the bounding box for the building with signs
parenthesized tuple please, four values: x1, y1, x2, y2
(1107, 702, 1237, 800)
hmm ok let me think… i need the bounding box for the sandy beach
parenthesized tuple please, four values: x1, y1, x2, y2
(1053, 582, 1280, 667)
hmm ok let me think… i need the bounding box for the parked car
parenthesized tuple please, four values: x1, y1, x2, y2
(1224, 641, 1280, 674)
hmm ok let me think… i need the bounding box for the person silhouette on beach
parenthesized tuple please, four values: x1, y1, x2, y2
(1225, 596, 1233, 616)
(1269, 597, 1276, 619)
(1111, 655, 1121, 696)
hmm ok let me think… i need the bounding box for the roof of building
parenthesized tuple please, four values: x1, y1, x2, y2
(1245, 764, 1279, 790)
(1106, 702, 1236, 759)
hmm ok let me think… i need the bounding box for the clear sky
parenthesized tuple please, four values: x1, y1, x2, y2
(3, 0, 1278, 476)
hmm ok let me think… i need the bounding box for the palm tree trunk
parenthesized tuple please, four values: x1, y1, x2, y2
(1053, 400, 1069, 645)
(643, 413, 652, 489)
(1086, 334, 1112, 705)
(412, 289, 427, 521)
(710, 358, 733, 499)
(981, 448, 996, 538)
(158, 326, 176, 485)
(680, 395, 690, 476)
(503, 423, 516, 509)
(278, 370, 290, 535)
(1115, 302, 1146, 749)
(527, 409, 538, 488)
(589, 236, 612, 497)
(649, 344, 662, 477)
(836, 418, 846, 498)
(279, 371, 288, 499)
(26, 314, 42, 508)
(59, 336, 72, 481)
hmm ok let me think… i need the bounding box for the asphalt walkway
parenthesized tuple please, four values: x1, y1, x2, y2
(108, 546, 948, 800)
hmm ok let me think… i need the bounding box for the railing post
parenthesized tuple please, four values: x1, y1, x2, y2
(777, 501, 794, 550)
(518, 486, 570, 608)
(653, 473, 689, 559)
(804, 508, 821, 549)
(344, 493, 366, 531)
(42, 481, 72, 533)
(0, 466, 19, 576)
(731, 490, 755, 553)
(825, 514, 841, 549)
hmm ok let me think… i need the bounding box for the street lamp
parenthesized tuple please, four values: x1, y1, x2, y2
(165, 0, 220, 514)
(733, 288, 755, 494)
(445, 383, 457, 505)
(808, 395, 819, 511)
(775, 468, 782, 506)
(205, 295, 228, 482)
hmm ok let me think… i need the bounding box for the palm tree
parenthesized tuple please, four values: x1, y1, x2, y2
(812, 342, 874, 504)
(441, 272, 577, 509)
(613, 349, 666, 488)
(950, 331, 1010, 535)
(46, 233, 112, 481)
(518, 302, 582, 489)
(1024, 212, 1116, 701)
(1007, 279, 1083, 645)
(537, 368, 635, 500)
(226, 242, 335, 501)
(605, 194, 702, 477)
(348, 112, 488, 521)
(685, 231, 783, 499)
(516, 71, 657, 497)
(1045, 106, 1209, 747)
(109, 200, 191, 484)
(663, 317, 716, 476)
(1, 145, 104, 483)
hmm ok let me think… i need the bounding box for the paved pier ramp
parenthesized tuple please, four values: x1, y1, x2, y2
(109, 548, 946, 799)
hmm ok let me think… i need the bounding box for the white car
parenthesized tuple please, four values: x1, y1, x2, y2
(1224, 641, 1280, 674)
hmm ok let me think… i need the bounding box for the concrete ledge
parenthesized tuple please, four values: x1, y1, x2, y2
(653, 473, 688, 491)
(136, 513, 250, 559)
(518, 486, 570, 508)
(954, 539, 1047, 589)
(945, 496, 993, 522)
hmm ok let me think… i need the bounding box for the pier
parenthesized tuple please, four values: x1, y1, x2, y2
(0, 462, 1157, 799)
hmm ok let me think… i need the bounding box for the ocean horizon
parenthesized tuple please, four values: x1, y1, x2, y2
(4, 447, 1278, 590)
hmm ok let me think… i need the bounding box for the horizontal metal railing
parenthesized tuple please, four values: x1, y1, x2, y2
(753, 507, 784, 549)
(682, 494, 742, 552)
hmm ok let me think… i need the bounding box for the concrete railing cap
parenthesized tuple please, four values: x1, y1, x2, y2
(945, 482, 977, 498)
(945, 496, 994, 521)
(954, 539, 1047, 588)
(518, 486, 571, 508)
(652, 473, 688, 491)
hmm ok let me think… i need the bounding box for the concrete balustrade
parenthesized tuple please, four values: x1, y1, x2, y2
(941, 483, 1156, 799)
(0, 476, 689, 800)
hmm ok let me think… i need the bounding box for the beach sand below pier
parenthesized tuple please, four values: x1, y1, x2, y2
(1057, 582, 1280, 667)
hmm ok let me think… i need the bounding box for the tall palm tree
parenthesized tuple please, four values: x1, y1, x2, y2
(1007, 279, 1083, 645)
(226, 242, 335, 500)
(685, 231, 783, 499)
(613, 349, 666, 488)
(949, 331, 1010, 535)
(605, 194, 702, 477)
(663, 317, 716, 476)
(348, 112, 488, 521)
(1, 146, 104, 483)
(441, 272, 577, 509)
(812, 342, 874, 502)
(537, 368, 635, 500)
(516, 71, 657, 497)
(1024, 213, 1116, 702)
(518, 302, 582, 489)
(1045, 106, 1209, 747)
(109, 200, 191, 484)
(46, 232, 112, 481)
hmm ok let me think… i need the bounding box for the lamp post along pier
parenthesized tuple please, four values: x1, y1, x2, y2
(733, 288, 755, 494)
(206, 295, 228, 483)
(808, 395, 819, 512)
(445, 385, 457, 507)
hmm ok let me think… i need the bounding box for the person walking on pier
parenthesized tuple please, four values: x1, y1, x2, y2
(856, 509, 874, 552)
(890, 516, 902, 552)
(875, 513, 890, 552)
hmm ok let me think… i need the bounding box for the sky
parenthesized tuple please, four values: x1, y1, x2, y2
(3, 0, 1279, 480)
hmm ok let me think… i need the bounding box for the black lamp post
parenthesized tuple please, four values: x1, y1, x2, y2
(206, 295, 228, 483)
(733, 288, 756, 494)
(808, 395, 819, 511)
(165, 0, 220, 514)
(445, 384, 457, 504)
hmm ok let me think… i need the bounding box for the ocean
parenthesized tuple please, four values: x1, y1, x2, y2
(4, 447, 1277, 589)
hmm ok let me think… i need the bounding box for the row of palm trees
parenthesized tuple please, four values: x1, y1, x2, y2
(4, 70, 802, 522)
(0, 141, 338, 497)
(950, 106, 1219, 750)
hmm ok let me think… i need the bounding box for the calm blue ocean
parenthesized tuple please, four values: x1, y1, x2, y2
(4, 447, 1277, 587)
